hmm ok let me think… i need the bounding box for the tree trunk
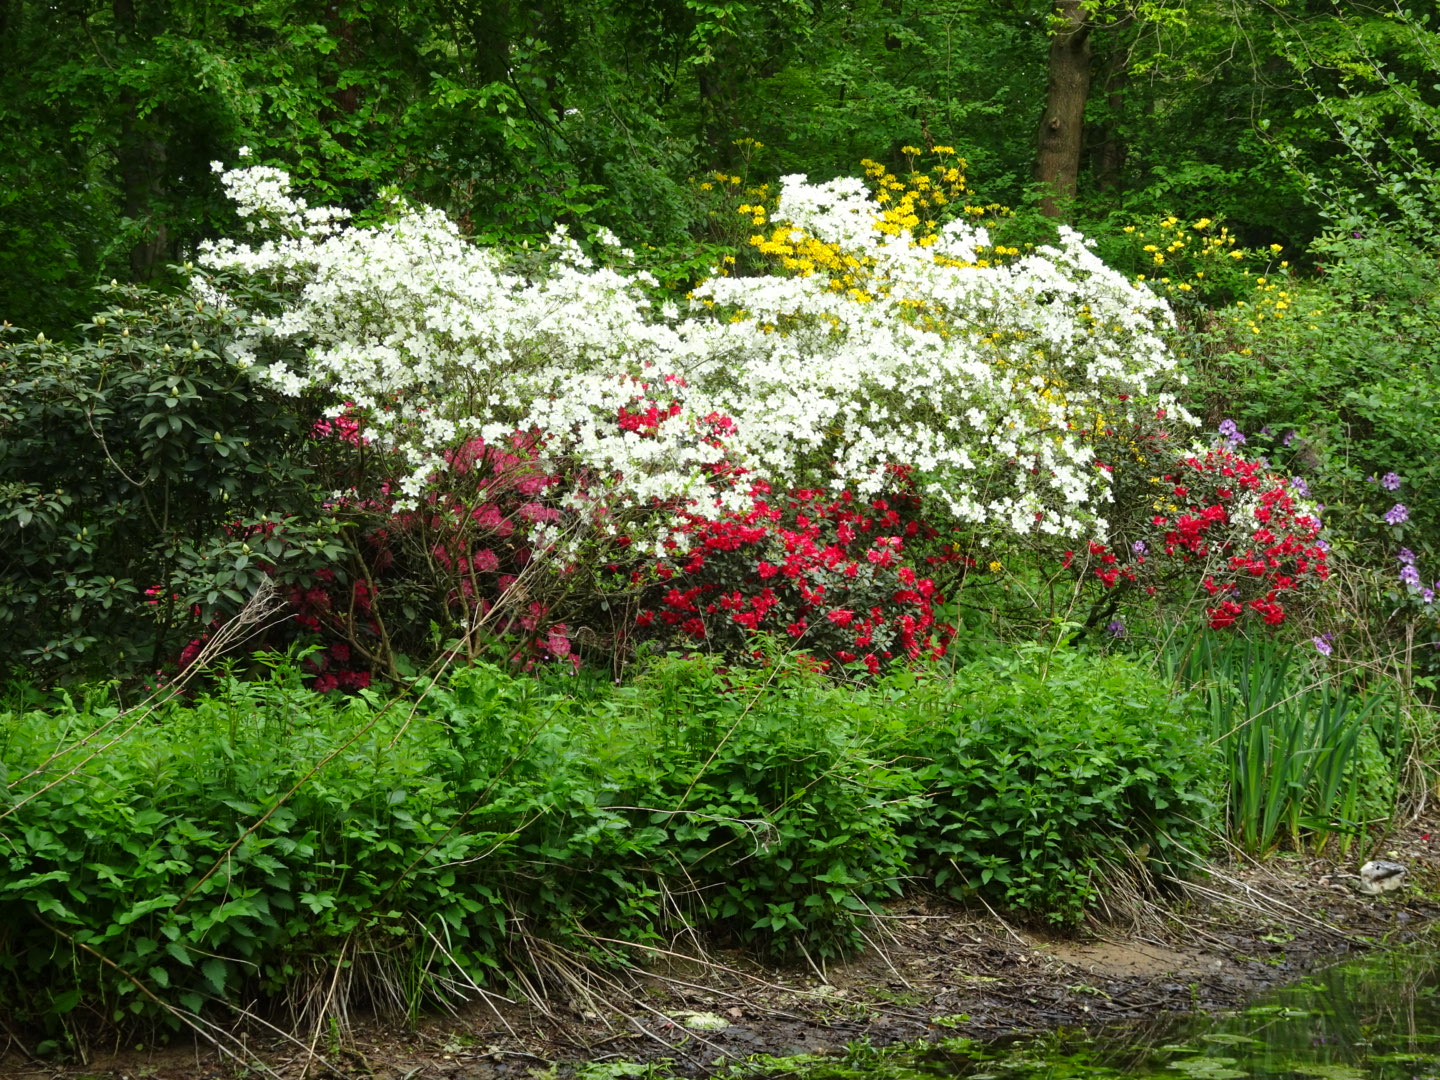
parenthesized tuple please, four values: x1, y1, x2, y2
(1034, 1, 1092, 220)
(323, 3, 362, 120)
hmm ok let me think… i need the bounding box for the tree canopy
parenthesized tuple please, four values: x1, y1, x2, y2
(7, 0, 1440, 330)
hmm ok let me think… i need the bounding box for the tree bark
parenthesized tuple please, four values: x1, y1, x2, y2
(1034, 1, 1092, 219)
(323, 3, 362, 120)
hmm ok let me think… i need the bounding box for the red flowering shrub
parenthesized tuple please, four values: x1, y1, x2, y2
(186, 419, 586, 689)
(1065, 443, 1328, 630)
(347, 430, 584, 672)
(634, 478, 961, 672)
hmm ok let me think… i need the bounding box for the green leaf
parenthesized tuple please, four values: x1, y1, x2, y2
(118, 894, 181, 926)
(201, 958, 229, 996)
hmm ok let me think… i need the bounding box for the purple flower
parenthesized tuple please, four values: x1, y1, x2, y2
(1218, 419, 1246, 445)
(1260, 426, 1273, 437)
(1424, 589, 1436, 605)
(1132, 540, 1148, 556)
(1283, 430, 1297, 447)
(1313, 633, 1334, 657)
(1291, 476, 1310, 497)
(1382, 472, 1402, 491)
(1402, 564, 1421, 589)
(1399, 547, 1417, 565)
(1106, 619, 1127, 639)
(1385, 503, 1410, 526)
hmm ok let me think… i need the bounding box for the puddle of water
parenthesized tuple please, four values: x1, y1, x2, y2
(780, 947, 1440, 1080)
(920, 948, 1440, 1080)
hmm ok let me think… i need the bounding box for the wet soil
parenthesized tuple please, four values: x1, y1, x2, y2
(8, 823, 1440, 1080)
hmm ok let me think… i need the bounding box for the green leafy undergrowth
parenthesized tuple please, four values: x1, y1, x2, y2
(0, 674, 502, 1046)
(894, 647, 1216, 923)
(616, 655, 927, 959)
(0, 647, 1215, 1045)
(1160, 628, 1400, 855)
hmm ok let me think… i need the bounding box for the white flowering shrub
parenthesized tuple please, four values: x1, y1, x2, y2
(198, 161, 1194, 562)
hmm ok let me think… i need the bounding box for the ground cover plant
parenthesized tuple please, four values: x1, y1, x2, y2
(0, 648, 1211, 1049)
(894, 646, 1214, 922)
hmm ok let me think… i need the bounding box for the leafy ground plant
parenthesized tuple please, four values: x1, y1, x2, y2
(894, 646, 1215, 923)
(0, 644, 1219, 1051)
(1159, 627, 1400, 855)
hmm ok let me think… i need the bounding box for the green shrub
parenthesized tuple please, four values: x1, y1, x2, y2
(896, 648, 1215, 924)
(0, 655, 930, 1040)
(620, 655, 926, 959)
(0, 647, 1219, 1046)
(0, 280, 341, 680)
(0, 672, 504, 1044)
(424, 663, 672, 962)
(1172, 223, 1440, 686)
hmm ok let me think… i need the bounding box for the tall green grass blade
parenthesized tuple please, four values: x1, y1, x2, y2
(1158, 624, 1396, 856)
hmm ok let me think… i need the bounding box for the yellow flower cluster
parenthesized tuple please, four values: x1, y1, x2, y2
(1127, 216, 1239, 273)
(1122, 215, 1291, 303)
(1235, 274, 1296, 334)
(1120, 210, 1317, 360)
(696, 170, 744, 194)
(747, 222, 873, 295)
(738, 148, 1017, 309)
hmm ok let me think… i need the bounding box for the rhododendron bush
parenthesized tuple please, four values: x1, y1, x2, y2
(1063, 443, 1329, 632)
(198, 161, 1190, 543)
(187, 158, 1325, 671)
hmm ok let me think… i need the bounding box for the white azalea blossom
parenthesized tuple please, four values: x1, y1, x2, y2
(196, 164, 1195, 546)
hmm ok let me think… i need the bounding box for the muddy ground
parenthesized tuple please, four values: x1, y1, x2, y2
(8, 823, 1440, 1080)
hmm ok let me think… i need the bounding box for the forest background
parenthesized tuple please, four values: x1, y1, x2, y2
(5, 0, 1440, 1055)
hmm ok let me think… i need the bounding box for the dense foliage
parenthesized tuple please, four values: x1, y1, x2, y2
(0, 281, 341, 673)
(2, 0, 1439, 1057)
(0, 651, 1212, 1043)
